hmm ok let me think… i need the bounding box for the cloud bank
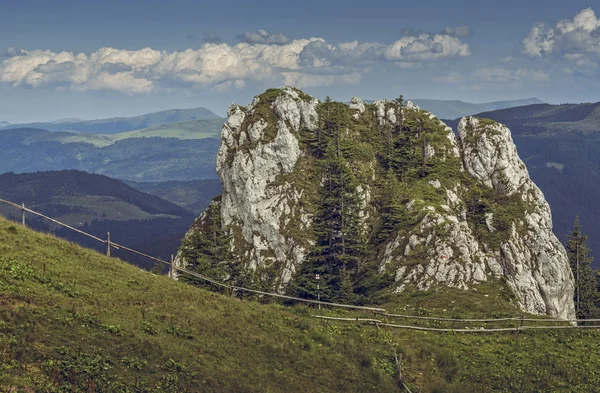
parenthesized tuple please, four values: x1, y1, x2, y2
(0, 31, 471, 93)
(522, 8, 600, 73)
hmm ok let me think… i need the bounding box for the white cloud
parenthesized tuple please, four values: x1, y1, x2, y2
(0, 30, 471, 93)
(522, 8, 600, 71)
(383, 34, 471, 63)
(238, 29, 290, 45)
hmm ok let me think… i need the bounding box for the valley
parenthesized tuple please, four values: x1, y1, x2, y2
(0, 171, 219, 270)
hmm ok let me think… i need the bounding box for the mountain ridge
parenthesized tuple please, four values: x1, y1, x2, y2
(0, 106, 223, 134)
(407, 97, 545, 119)
(0, 170, 193, 222)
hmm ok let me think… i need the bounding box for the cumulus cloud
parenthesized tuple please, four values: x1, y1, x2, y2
(298, 40, 384, 67)
(383, 34, 471, 63)
(237, 29, 290, 45)
(0, 30, 471, 93)
(522, 7, 600, 71)
(443, 25, 471, 37)
(2, 47, 26, 58)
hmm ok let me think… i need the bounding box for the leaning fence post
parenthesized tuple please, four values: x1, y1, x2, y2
(169, 254, 174, 280)
(106, 232, 111, 257)
(21, 203, 25, 226)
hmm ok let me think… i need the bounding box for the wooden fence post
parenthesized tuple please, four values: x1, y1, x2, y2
(21, 203, 25, 226)
(106, 232, 111, 257)
(169, 254, 174, 280)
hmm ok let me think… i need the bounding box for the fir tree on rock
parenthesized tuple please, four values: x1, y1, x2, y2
(566, 217, 600, 321)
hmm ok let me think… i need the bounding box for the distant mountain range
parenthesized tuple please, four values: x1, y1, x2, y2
(444, 101, 600, 265)
(409, 98, 545, 119)
(0, 118, 223, 147)
(0, 107, 222, 134)
(0, 128, 220, 181)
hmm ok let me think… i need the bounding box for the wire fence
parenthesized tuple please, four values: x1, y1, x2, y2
(1, 197, 598, 332)
(0, 198, 384, 313)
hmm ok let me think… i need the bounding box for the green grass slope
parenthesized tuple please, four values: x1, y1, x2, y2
(2, 218, 600, 392)
(0, 218, 396, 392)
(109, 119, 223, 143)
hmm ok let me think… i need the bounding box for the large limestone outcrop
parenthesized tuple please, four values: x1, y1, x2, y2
(217, 88, 318, 288)
(177, 88, 575, 320)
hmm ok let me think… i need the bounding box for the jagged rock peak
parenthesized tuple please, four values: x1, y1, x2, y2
(177, 88, 575, 320)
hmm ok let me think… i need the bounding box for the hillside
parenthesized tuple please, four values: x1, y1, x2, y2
(3, 218, 600, 392)
(444, 102, 600, 265)
(0, 107, 222, 134)
(0, 118, 223, 147)
(0, 171, 196, 269)
(405, 97, 545, 119)
(126, 179, 222, 214)
(0, 132, 220, 182)
(107, 119, 223, 144)
(0, 170, 192, 223)
(0, 217, 396, 392)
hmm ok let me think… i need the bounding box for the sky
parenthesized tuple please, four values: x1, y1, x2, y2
(1, 0, 599, 122)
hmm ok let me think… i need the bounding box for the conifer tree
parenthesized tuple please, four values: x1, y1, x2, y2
(293, 101, 365, 303)
(566, 217, 600, 321)
(179, 202, 249, 293)
(377, 169, 407, 242)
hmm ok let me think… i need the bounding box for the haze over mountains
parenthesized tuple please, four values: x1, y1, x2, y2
(0, 106, 222, 134)
(410, 97, 545, 120)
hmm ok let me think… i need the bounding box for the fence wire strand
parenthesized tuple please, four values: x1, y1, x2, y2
(2, 197, 599, 330)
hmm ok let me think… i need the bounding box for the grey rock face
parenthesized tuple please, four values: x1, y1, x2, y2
(217, 87, 319, 290)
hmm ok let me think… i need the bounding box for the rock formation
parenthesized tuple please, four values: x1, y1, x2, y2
(177, 87, 575, 320)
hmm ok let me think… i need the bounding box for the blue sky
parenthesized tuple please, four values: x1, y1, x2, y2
(1, 0, 599, 122)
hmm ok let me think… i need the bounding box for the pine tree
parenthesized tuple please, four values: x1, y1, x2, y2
(292, 102, 365, 303)
(565, 217, 600, 321)
(179, 202, 249, 294)
(377, 169, 408, 242)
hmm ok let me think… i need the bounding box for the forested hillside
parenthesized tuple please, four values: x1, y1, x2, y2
(0, 133, 219, 181)
(127, 179, 221, 214)
(0, 171, 196, 269)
